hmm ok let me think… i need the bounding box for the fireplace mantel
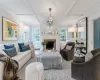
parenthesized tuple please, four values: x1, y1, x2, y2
(42, 34, 60, 50)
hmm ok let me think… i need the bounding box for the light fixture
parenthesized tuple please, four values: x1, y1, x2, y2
(68, 27, 77, 32)
(47, 8, 54, 27)
(78, 27, 84, 32)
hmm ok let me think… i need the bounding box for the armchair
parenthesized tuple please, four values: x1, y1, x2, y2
(71, 48, 100, 80)
(60, 42, 75, 61)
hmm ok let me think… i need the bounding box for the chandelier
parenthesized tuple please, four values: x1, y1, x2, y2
(47, 8, 54, 26)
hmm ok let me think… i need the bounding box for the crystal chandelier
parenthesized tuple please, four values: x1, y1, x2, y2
(47, 8, 54, 26)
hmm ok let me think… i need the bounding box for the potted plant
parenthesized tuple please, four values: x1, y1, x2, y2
(42, 41, 47, 50)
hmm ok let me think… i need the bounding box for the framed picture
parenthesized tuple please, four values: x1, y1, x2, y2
(2, 17, 18, 41)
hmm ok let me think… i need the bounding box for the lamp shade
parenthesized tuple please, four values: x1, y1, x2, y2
(68, 27, 77, 32)
(78, 27, 84, 32)
(20, 26, 29, 32)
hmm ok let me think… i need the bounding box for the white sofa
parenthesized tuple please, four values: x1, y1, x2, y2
(0, 43, 34, 80)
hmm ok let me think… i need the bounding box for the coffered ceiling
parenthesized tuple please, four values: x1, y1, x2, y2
(0, 0, 100, 27)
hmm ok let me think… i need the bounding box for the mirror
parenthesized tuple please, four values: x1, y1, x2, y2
(76, 17, 88, 53)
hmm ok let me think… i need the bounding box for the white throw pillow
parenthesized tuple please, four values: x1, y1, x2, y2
(85, 52, 93, 61)
(66, 45, 72, 50)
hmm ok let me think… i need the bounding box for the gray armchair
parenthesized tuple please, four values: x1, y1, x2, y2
(71, 48, 100, 80)
(60, 42, 75, 61)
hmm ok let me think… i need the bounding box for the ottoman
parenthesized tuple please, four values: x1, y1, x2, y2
(36, 51, 62, 69)
(25, 62, 44, 80)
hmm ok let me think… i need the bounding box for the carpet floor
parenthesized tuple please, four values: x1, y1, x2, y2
(18, 57, 75, 80)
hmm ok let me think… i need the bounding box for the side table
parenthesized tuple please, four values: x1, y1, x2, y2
(73, 53, 85, 63)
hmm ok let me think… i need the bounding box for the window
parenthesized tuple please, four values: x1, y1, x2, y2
(60, 29, 66, 42)
(32, 28, 41, 49)
(19, 30, 25, 42)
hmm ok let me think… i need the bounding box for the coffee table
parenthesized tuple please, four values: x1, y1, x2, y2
(36, 51, 62, 69)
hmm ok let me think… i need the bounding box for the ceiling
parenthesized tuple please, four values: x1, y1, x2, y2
(0, 0, 100, 27)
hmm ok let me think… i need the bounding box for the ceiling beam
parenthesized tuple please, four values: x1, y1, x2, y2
(23, 0, 40, 24)
(84, 2, 100, 16)
(65, 0, 79, 16)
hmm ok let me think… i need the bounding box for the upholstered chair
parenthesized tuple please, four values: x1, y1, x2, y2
(60, 42, 75, 61)
(25, 62, 44, 80)
(71, 48, 100, 80)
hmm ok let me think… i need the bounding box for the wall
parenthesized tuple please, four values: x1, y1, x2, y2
(0, 7, 19, 43)
(85, 4, 100, 51)
(0, 7, 30, 44)
(41, 26, 76, 50)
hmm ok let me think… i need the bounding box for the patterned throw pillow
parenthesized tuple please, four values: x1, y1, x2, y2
(4, 44, 15, 49)
(18, 43, 24, 52)
(21, 44, 31, 52)
(3, 48, 17, 57)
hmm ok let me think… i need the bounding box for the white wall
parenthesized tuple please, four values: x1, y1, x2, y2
(85, 5, 100, 51)
(0, 7, 31, 44)
(0, 7, 19, 43)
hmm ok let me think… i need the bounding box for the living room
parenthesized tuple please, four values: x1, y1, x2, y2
(0, 0, 100, 80)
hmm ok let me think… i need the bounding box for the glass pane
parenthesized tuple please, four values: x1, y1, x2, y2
(32, 28, 41, 49)
(60, 29, 66, 42)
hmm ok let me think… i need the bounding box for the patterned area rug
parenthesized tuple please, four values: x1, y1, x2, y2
(18, 57, 75, 80)
(44, 60, 75, 80)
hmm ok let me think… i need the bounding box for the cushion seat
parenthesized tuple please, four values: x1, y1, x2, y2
(12, 50, 31, 61)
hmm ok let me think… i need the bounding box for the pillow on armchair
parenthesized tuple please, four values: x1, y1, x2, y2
(85, 52, 93, 61)
(66, 45, 72, 50)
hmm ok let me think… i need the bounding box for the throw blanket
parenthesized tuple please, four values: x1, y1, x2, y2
(0, 54, 21, 80)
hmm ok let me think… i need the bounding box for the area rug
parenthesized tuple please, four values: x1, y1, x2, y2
(44, 60, 75, 80)
(18, 57, 75, 80)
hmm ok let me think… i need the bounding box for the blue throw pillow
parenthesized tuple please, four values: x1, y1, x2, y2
(4, 44, 15, 49)
(3, 48, 17, 57)
(18, 43, 24, 52)
(21, 44, 31, 52)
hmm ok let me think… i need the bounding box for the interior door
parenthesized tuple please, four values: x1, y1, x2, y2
(94, 18, 100, 49)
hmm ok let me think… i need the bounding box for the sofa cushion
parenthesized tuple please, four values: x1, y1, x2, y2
(12, 50, 31, 61)
(18, 43, 24, 52)
(4, 44, 15, 49)
(3, 48, 17, 57)
(21, 44, 31, 52)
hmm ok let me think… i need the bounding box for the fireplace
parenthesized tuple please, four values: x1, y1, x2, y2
(44, 39, 56, 50)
